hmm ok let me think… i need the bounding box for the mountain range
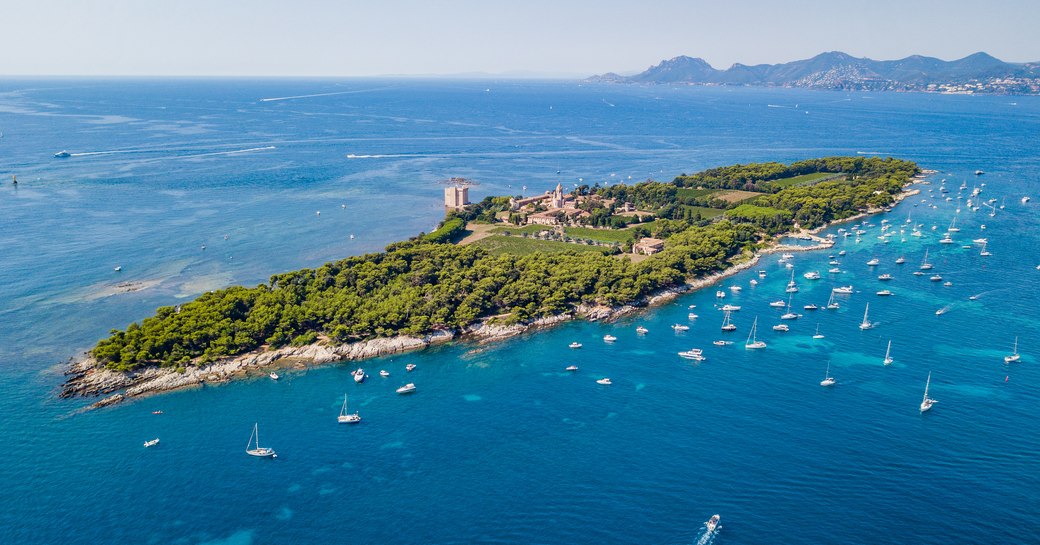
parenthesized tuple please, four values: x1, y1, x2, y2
(587, 52, 1040, 94)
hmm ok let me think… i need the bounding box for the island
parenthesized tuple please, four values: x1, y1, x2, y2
(62, 156, 921, 407)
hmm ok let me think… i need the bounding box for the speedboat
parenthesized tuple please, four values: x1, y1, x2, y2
(943, 281, 953, 287)
(353, 369, 366, 383)
(772, 323, 789, 332)
(832, 286, 854, 294)
(878, 274, 893, 281)
(143, 438, 160, 448)
(729, 285, 742, 293)
(712, 340, 733, 346)
(876, 290, 893, 296)
(781, 253, 794, 260)
(715, 290, 726, 298)
(379, 370, 390, 377)
(565, 365, 579, 371)
(769, 300, 786, 308)
(828, 267, 842, 274)
(596, 378, 612, 385)
(930, 275, 943, 282)
(895, 257, 906, 264)
(569, 342, 583, 349)
(54, 150, 71, 158)
(688, 313, 699, 319)
(678, 349, 706, 360)
(838, 250, 846, 256)
(803, 303, 818, 311)
(635, 326, 649, 334)
(705, 514, 721, 534)
(803, 271, 821, 280)
(269, 372, 279, 380)
(396, 383, 417, 394)
(866, 258, 880, 266)
(603, 335, 617, 343)
(672, 324, 689, 332)
(720, 304, 741, 312)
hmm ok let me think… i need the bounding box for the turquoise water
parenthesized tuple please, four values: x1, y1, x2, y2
(1, 80, 1039, 544)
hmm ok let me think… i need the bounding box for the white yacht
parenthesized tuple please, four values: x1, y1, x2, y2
(688, 313, 699, 320)
(338, 394, 361, 424)
(565, 365, 579, 371)
(859, 303, 874, 330)
(379, 370, 390, 377)
(980, 242, 992, 257)
(883, 340, 894, 365)
(772, 323, 789, 332)
(832, 286, 854, 294)
(920, 372, 937, 412)
(406, 363, 417, 372)
(721, 311, 737, 331)
(876, 289, 892, 296)
(729, 285, 742, 293)
(768, 299, 786, 308)
(603, 334, 617, 343)
(1004, 337, 1020, 363)
(803, 271, 821, 280)
(569, 342, 583, 349)
(803, 303, 818, 311)
(825, 291, 840, 310)
(820, 362, 836, 386)
(353, 369, 366, 383)
(716, 290, 726, 298)
(930, 274, 943, 282)
(866, 258, 880, 266)
(596, 378, 612, 385)
(919, 249, 933, 270)
(245, 423, 277, 458)
(780, 295, 799, 320)
(143, 438, 160, 448)
(678, 349, 706, 361)
(636, 326, 649, 334)
(269, 372, 279, 380)
(745, 317, 766, 349)
(812, 324, 825, 339)
(878, 273, 893, 281)
(720, 304, 741, 312)
(396, 383, 417, 394)
(895, 256, 906, 264)
(672, 324, 690, 332)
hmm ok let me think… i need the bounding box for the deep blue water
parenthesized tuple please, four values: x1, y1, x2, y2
(2, 79, 1039, 544)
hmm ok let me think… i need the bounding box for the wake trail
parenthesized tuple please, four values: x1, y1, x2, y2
(259, 87, 397, 102)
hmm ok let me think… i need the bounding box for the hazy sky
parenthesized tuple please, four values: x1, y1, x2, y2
(4, 0, 1039, 77)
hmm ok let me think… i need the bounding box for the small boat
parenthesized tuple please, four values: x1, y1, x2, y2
(1004, 337, 1020, 364)
(397, 383, 417, 394)
(832, 286, 854, 294)
(803, 303, 818, 311)
(968, 294, 980, 301)
(745, 317, 766, 349)
(338, 394, 361, 424)
(688, 313, 699, 319)
(866, 258, 880, 266)
(820, 362, 836, 387)
(406, 363, 417, 372)
(353, 369, 366, 383)
(1022, 197, 1030, 204)
(980, 242, 992, 256)
(245, 423, 277, 458)
(569, 342, 583, 349)
(939, 235, 954, 244)
(379, 370, 390, 377)
(768, 300, 786, 308)
(913, 271, 925, 276)
(812, 324, 825, 339)
(716, 290, 726, 298)
(883, 340, 893, 365)
(930, 275, 943, 282)
(896, 257, 905, 265)
(636, 326, 649, 334)
(596, 378, 612, 385)
(688, 304, 697, 309)
(758, 270, 767, 277)
(772, 323, 789, 332)
(803, 271, 821, 280)
(720, 304, 741, 312)
(152, 410, 163, 415)
(859, 303, 874, 330)
(973, 238, 988, 244)
(828, 267, 842, 274)
(143, 438, 160, 448)
(829, 260, 841, 266)
(565, 365, 579, 371)
(713, 340, 733, 346)
(878, 274, 893, 281)
(943, 281, 953, 287)
(54, 150, 71, 158)
(114, 266, 122, 272)
(603, 334, 617, 343)
(678, 349, 706, 360)
(729, 285, 742, 293)
(672, 324, 689, 332)
(920, 372, 937, 412)
(781, 253, 795, 260)
(705, 514, 721, 534)
(269, 372, 279, 380)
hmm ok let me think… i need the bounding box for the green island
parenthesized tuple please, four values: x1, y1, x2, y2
(72, 156, 918, 397)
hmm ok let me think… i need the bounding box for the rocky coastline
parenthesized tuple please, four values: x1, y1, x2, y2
(61, 183, 922, 410)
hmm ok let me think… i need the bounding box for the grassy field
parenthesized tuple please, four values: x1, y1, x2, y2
(470, 235, 612, 256)
(680, 205, 725, 219)
(676, 188, 720, 199)
(764, 172, 844, 190)
(714, 190, 761, 203)
(491, 224, 634, 243)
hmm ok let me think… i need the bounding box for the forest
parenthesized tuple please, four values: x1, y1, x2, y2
(90, 157, 918, 371)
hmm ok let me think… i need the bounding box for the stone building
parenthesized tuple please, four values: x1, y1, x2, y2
(444, 186, 470, 209)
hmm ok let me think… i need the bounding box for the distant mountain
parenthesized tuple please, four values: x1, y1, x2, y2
(587, 52, 1040, 94)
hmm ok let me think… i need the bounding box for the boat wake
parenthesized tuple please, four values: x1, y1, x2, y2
(935, 304, 953, 316)
(258, 87, 397, 102)
(695, 528, 718, 545)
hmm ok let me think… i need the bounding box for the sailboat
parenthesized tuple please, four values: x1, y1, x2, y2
(721, 310, 737, 331)
(920, 372, 937, 412)
(919, 249, 933, 271)
(745, 317, 766, 349)
(820, 362, 835, 386)
(858, 303, 874, 330)
(947, 214, 960, 233)
(980, 242, 992, 257)
(785, 269, 799, 293)
(1004, 337, 1020, 363)
(883, 340, 893, 365)
(780, 294, 798, 320)
(812, 324, 825, 339)
(338, 394, 361, 424)
(825, 291, 840, 310)
(246, 423, 277, 458)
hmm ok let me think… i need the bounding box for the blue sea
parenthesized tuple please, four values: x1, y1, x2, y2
(1, 79, 1039, 544)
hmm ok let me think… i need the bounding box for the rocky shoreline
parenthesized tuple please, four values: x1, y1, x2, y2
(61, 183, 922, 410)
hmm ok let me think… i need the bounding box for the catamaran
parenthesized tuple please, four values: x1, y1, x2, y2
(745, 317, 766, 349)
(1004, 337, 1020, 363)
(859, 303, 874, 330)
(721, 311, 737, 331)
(883, 340, 893, 365)
(246, 423, 277, 458)
(338, 394, 361, 424)
(920, 372, 937, 412)
(820, 362, 836, 386)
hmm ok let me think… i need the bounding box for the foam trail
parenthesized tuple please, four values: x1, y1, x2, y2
(259, 87, 396, 102)
(176, 146, 276, 159)
(70, 150, 141, 157)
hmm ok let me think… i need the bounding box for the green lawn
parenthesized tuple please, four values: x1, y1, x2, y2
(676, 188, 720, 199)
(680, 205, 725, 219)
(471, 235, 612, 256)
(492, 224, 634, 244)
(764, 172, 844, 190)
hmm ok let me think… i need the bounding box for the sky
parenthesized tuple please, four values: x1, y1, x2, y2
(3, 0, 1040, 77)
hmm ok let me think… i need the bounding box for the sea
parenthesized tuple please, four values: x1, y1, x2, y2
(1, 79, 1039, 545)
